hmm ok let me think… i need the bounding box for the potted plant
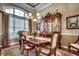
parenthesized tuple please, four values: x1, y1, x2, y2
(17, 30, 25, 35)
(31, 32, 37, 37)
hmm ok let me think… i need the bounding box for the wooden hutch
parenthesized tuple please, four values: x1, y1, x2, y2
(39, 11, 62, 48)
(39, 12, 62, 36)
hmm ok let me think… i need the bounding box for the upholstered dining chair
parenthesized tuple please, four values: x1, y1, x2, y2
(39, 32, 60, 56)
(19, 32, 28, 50)
(68, 36, 79, 55)
(41, 32, 46, 37)
(19, 32, 34, 50)
(20, 34, 34, 55)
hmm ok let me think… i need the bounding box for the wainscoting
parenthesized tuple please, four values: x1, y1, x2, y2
(0, 34, 2, 45)
(61, 35, 78, 46)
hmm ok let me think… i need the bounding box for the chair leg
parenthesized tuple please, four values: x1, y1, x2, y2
(19, 40, 21, 50)
(54, 50, 56, 56)
(21, 49, 24, 55)
(68, 45, 70, 52)
(77, 50, 79, 55)
(27, 50, 29, 56)
(19, 45, 21, 50)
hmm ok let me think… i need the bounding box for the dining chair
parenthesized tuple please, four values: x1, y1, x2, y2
(0, 45, 2, 50)
(19, 32, 34, 50)
(68, 36, 79, 55)
(41, 32, 46, 37)
(39, 32, 60, 56)
(19, 32, 28, 50)
(20, 34, 34, 55)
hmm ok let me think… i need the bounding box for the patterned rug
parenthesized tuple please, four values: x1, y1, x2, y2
(1, 45, 76, 56)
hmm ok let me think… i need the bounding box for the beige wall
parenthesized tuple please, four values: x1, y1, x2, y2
(0, 12, 2, 45)
(39, 3, 79, 35)
(0, 12, 2, 35)
(0, 4, 3, 11)
(61, 35, 78, 46)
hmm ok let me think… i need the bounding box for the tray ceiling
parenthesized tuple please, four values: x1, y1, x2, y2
(13, 3, 52, 12)
(26, 3, 40, 8)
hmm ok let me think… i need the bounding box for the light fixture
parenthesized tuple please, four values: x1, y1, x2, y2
(37, 13, 40, 17)
(29, 13, 32, 16)
(25, 14, 30, 18)
(30, 16, 33, 19)
(25, 14, 27, 17)
(33, 19, 37, 22)
(27, 16, 29, 18)
(37, 16, 41, 19)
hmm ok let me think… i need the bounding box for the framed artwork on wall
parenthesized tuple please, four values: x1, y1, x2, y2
(66, 15, 79, 29)
(36, 23, 40, 30)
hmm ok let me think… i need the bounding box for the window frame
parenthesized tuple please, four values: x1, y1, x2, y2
(5, 8, 29, 38)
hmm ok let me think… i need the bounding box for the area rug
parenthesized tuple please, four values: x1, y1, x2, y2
(1, 45, 76, 56)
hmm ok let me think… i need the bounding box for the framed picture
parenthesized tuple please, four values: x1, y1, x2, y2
(36, 23, 40, 30)
(66, 15, 79, 29)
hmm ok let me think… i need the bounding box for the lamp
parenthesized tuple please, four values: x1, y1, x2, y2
(29, 13, 32, 16)
(27, 12, 40, 22)
(37, 13, 40, 17)
(33, 19, 37, 22)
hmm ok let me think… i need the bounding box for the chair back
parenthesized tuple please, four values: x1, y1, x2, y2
(20, 34, 26, 50)
(37, 31, 40, 37)
(74, 36, 79, 43)
(22, 32, 29, 36)
(51, 32, 60, 48)
(42, 32, 46, 37)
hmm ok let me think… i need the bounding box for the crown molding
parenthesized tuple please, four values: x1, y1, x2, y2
(35, 3, 53, 12)
(13, 3, 53, 12)
(13, 3, 35, 13)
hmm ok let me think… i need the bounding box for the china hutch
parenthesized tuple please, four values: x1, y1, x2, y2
(39, 11, 62, 48)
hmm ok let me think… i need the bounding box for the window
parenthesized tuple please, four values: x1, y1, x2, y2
(5, 8, 29, 39)
(5, 8, 27, 18)
(9, 16, 29, 38)
(15, 9, 24, 17)
(5, 8, 13, 14)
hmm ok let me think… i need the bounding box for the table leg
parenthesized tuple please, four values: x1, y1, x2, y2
(78, 50, 79, 55)
(68, 45, 70, 52)
(35, 46, 41, 56)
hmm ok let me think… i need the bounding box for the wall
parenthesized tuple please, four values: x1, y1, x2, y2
(39, 3, 79, 46)
(0, 12, 2, 45)
(0, 4, 3, 11)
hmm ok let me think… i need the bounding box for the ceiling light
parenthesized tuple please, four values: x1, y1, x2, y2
(37, 16, 41, 19)
(31, 16, 33, 19)
(37, 13, 40, 16)
(29, 13, 32, 16)
(27, 16, 29, 18)
(33, 19, 37, 22)
(25, 14, 27, 17)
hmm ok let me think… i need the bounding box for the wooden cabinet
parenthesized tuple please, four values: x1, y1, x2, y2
(44, 13, 61, 33)
(40, 13, 62, 37)
(40, 12, 62, 48)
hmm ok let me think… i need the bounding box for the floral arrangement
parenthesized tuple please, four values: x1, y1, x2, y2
(17, 30, 25, 35)
(31, 32, 37, 37)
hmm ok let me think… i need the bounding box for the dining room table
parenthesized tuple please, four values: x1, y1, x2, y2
(26, 36, 51, 56)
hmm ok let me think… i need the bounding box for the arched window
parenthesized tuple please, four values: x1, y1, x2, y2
(5, 8, 29, 39)
(5, 8, 14, 14)
(5, 8, 28, 17)
(15, 9, 24, 17)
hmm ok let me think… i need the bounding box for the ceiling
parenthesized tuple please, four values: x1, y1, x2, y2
(26, 3, 40, 8)
(13, 3, 52, 12)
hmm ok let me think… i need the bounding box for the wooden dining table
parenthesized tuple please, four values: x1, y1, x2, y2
(26, 36, 51, 56)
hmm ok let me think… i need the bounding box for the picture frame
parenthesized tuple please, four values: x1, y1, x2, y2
(66, 15, 79, 29)
(36, 23, 40, 30)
